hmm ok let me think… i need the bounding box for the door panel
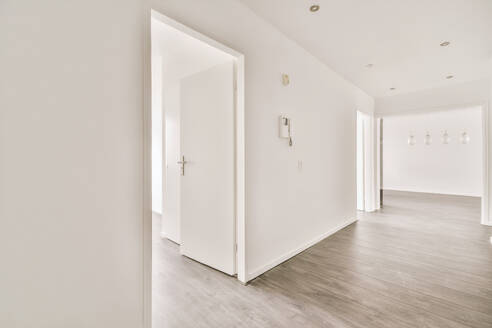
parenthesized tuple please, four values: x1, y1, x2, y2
(162, 84, 181, 244)
(179, 61, 235, 275)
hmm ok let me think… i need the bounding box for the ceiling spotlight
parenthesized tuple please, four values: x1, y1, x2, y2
(366, 64, 374, 68)
(446, 75, 454, 79)
(440, 41, 450, 47)
(390, 87, 396, 91)
(310, 5, 320, 12)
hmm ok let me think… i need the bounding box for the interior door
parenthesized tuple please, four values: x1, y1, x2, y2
(179, 61, 235, 275)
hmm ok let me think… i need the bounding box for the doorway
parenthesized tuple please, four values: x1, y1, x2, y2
(150, 9, 246, 288)
(376, 106, 487, 224)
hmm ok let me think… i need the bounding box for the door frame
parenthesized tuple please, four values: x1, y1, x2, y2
(143, 9, 246, 327)
(356, 111, 365, 210)
(356, 111, 376, 212)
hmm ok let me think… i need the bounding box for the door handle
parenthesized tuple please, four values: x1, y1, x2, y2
(177, 156, 187, 176)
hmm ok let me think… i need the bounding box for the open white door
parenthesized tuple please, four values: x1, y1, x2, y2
(179, 61, 235, 275)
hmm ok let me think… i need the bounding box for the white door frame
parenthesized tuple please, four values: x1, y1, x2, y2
(356, 111, 365, 210)
(143, 8, 247, 328)
(356, 111, 376, 212)
(480, 102, 490, 226)
(375, 102, 490, 226)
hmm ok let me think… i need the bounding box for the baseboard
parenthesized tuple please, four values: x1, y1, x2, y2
(246, 217, 358, 282)
(383, 188, 481, 198)
(160, 231, 181, 245)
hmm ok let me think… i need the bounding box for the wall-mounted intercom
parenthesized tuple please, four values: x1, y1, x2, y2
(279, 116, 293, 147)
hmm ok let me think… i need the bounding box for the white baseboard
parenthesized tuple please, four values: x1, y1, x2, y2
(160, 231, 181, 245)
(383, 188, 481, 198)
(246, 217, 357, 282)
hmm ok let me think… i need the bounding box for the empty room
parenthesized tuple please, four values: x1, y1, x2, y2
(1, 1, 492, 328)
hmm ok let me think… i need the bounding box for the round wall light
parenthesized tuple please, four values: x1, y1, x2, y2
(310, 5, 320, 12)
(460, 131, 470, 144)
(442, 130, 450, 144)
(424, 131, 432, 145)
(408, 133, 416, 146)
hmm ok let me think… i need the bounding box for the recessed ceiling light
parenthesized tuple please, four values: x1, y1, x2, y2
(310, 5, 320, 12)
(446, 75, 454, 79)
(440, 41, 450, 47)
(366, 64, 374, 68)
(390, 87, 396, 91)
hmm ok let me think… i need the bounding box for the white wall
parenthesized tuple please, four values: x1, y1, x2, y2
(150, 0, 375, 281)
(152, 56, 163, 213)
(0, 1, 144, 327)
(383, 108, 483, 197)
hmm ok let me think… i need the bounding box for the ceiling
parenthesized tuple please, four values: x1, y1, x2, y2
(239, 0, 492, 98)
(151, 18, 233, 85)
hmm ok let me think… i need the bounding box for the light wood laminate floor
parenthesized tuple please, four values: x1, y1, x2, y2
(152, 191, 492, 328)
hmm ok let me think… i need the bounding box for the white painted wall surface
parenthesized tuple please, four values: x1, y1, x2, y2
(0, 1, 144, 327)
(152, 56, 163, 213)
(383, 108, 483, 197)
(151, 0, 375, 281)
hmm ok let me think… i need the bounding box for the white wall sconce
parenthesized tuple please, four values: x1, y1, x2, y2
(441, 130, 450, 144)
(282, 74, 290, 86)
(279, 116, 293, 146)
(460, 131, 470, 144)
(424, 131, 432, 145)
(408, 133, 416, 146)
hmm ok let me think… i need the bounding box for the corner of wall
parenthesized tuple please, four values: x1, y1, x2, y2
(245, 217, 358, 282)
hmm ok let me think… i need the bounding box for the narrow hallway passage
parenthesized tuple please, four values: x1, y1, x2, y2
(153, 191, 492, 328)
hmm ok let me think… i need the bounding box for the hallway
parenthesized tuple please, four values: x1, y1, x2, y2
(152, 191, 492, 328)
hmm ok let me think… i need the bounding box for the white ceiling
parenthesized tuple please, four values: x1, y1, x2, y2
(239, 0, 492, 98)
(151, 18, 233, 85)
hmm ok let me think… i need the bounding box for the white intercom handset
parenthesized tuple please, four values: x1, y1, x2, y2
(279, 116, 293, 147)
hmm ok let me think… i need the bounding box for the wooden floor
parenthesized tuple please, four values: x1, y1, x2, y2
(152, 191, 492, 328)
